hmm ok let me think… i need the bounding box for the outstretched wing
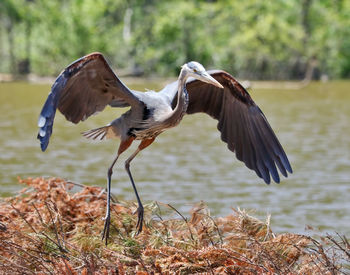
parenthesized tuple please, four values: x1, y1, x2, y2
(37, 52, 144, 151)
(185, 70, 292, 184)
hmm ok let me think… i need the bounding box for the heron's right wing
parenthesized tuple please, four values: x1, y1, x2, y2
(37, 52, 144, 151)
(184, 70, 292, 184)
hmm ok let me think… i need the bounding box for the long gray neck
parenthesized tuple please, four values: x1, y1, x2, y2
(163, 68, 189, 126)
(174, 69, 188, 114)
(173, 69, 189, 117)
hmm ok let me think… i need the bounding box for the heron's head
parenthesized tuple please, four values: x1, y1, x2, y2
(182, 61, 224, 89)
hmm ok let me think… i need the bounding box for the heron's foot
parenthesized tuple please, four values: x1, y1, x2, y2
(101, 213, 111, 245)
(134, 205, 144, 235)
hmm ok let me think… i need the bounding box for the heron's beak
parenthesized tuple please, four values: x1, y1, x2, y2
(200, 72, 224, 89)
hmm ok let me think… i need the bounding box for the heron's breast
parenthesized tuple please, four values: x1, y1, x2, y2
(127, 91, 189, 140)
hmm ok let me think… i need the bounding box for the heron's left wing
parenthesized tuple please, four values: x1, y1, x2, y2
(37, 52, 144, 151)
(184, 70, 292, 184)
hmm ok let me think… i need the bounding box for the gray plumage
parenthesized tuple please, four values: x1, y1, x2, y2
(37, 52, 292, 244)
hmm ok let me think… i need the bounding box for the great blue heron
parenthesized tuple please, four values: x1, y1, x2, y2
(37, 52, 292, 244)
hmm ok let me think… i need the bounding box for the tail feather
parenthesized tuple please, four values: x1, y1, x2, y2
(82, 125, 117, 140)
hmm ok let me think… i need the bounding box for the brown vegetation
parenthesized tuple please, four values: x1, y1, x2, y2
(0, 177, 349, 274)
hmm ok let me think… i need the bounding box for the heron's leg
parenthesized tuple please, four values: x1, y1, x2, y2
(102, 137, 134, 245)
(124, 138, 155, 234)
(101, 153, 119, 244)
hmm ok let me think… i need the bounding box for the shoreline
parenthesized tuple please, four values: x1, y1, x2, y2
(0, 177, 348, 274)
(0, 72, 315, 90)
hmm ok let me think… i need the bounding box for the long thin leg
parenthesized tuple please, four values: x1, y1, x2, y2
(124, 138, 155, 235)
(101, 153, 119, 244)
(102, 137, 134, 245)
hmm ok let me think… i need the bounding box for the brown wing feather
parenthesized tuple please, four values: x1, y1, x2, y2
(57, 52, 141, 123)
(37, 52, 144, 151)
(185, 70, 292, 184)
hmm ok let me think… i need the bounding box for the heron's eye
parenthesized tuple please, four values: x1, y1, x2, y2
(193, 69, 197, 73)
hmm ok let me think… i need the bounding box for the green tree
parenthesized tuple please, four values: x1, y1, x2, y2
(0, 0, 349, 79)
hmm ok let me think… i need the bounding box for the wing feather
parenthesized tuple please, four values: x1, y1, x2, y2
(185, 70, 292, 184)
(37, 52, 144, 151)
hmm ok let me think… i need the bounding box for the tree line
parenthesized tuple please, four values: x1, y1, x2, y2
(1, 0, 349, 79)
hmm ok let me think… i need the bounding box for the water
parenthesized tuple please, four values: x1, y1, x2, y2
(0, 80, 349, 235)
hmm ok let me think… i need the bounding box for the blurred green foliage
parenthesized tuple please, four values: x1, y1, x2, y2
(0, 0, 349, 79)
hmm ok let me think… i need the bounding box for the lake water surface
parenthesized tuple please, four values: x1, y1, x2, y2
(0, 80, 349, 235)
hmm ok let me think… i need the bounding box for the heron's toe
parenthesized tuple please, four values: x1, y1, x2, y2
(135, 205, 144, 235)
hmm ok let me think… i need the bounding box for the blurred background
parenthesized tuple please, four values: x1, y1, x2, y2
(1, 0, 350, 78)
(0, 1, 349, 235)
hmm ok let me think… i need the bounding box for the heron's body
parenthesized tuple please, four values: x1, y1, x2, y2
(85, 77, 189, 141)
(103, 87, 188, 140)
(37, 53, 292, 244)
